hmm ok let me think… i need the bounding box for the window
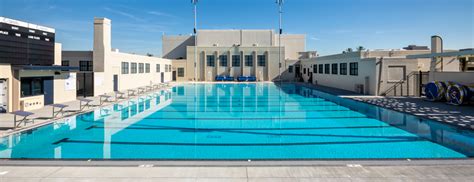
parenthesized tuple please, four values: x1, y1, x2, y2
(79, 61, 93, 71)
(232, 55, 241, 67)
(145, 63, 150, 73)
(131, 63, 137, 74)
(139, 63, 144, 73)
(121, 62, 129, 74)
(206, 55, 215, 67)
(156, 64, 161, 72)
(168, 64, 171, 72)
(303, 68, 306, 74)
(350, 62, 358, 76)
(340, 63, 347, 75)
(324, 64, 330, 74)
(331, 63, 338, 75)
(20, 77, 47, 97)
(245, 55, 253, 67)
(313, 64, 317, 73)
(289, 65, 293, 73)
(219, 55, 228, 67)
(177, 68, 185, 77)
(257, 55, 266, 67)
(318, 64, 323, 74)
(61, 60, 69, 67)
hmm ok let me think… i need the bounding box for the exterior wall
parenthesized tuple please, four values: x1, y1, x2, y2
(18, 70, 76, 105)
(185, 46, 283, 82)
(62, 51, 94, 68)
(162, 35, 194, 59)
(97, 51, 172, 95)
(171, 59, 187, 82)
(301, 52, 377, 95)
(196, 30, 274, 47)
(275, 34, 306, 60)
(0, 64, 13, 112)
(301, 50, 433, 95)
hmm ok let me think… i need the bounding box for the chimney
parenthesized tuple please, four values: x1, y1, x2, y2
(93, 17, 111, 72)
(94, 17, 111, 52)
(431, 35, 443, 54)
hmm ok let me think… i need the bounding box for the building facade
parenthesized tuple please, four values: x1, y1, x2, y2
(163, 30, 306, 82)
(299, 49, 446, 96)
(63, 18, 172, 97)
(0, 17, 77, 113)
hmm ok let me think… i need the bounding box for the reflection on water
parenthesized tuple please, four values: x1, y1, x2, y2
(0, 83, 473, 159)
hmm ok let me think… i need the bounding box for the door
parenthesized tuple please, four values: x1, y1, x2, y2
(113, 75, 118, 91)
(161, 72, 165, 83)
(0, 79, 7, 113)
(172, 71, 177, 81)
(295, 65, 301, 80)
(43, 78, 54, 105)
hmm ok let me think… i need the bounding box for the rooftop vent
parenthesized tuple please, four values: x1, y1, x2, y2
(403, 45, 429, 50)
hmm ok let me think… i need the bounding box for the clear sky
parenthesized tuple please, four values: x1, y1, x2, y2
(1, 0, 473, 56)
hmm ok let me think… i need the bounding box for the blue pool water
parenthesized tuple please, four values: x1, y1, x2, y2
(1, 83, 473, 160)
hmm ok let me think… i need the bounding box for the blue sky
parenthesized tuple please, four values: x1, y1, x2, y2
(1, 0, 473, 56)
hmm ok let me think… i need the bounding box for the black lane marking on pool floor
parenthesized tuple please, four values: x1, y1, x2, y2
(88, 125, 394, 131)
(133, 116, 368, 120)
(153, 109, 351, 113)
(52, 138, 70, 145)
(55, 138, 424, 146)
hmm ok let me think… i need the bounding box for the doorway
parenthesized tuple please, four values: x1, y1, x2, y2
(172, 71, 177, 81)
(76, 73, 94, 97)
(113, 74, 118, 91)
(161, 72, 165, 83)
(43, 78, 54, 105)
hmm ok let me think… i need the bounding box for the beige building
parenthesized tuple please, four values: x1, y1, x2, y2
(163, 30, 306, 82)
(63, 18, 172, 97)
(0, 17, 77, 113)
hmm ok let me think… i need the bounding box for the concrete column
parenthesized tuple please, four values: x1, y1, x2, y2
(215, 51, 218, 78)
(202, 51, 207, 81)
(240, 51, 244, 76)
(430, 36, 443, 81)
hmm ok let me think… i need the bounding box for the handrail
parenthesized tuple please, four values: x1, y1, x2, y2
(380, 71, 418, 96)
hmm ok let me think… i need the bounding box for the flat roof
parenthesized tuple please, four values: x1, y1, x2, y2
(407, 49, 474, 59)
(0, 16, 55, 33)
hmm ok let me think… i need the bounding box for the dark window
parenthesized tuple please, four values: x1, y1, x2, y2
(331, 63, 338, 75)
(139, 63, 144, 73)
(61, 60, 69, 71)
(131, 63, 137, 74)
(156, 64, 160, 72)
(121, 62, 129, 74)
(350, 62, 359, 76)
(61, 60, 69, 67)
(340, 63, 347, 75)
(145, 63, 150, 73)
(232, 55, 241, 67)
(206, 55, 215, 67)
(168, 64, 172, 72)
(219, 55, 228, 67)
(289, 65, 293, 73)
(257, 55, 266, 67)
(303, 68, 306, 74)
(177, 68, 185, 77)
(324, 64, 330, 74)
(20, 77, 47, 97)
(245, 55, 253, 67)
(318, 64, 323, 74)
(79, 61, 93, 71)
(313, 64, 317, 73)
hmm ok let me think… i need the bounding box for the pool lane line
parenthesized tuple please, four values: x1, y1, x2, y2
(134, 116, 368, 120)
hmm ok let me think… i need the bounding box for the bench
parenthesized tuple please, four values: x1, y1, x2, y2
(51, 104, 69, 118)
(12, 110, 34, 128)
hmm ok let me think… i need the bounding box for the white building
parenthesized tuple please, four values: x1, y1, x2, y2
(63, 18, 172, 97)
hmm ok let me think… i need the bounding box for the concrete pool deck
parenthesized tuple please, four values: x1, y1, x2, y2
(1, 163, 473, 181)
(297, 83, 474, 130)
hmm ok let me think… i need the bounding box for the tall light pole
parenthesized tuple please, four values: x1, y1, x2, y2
(276, 0, 283, 83)
(192, 0, 198, 82)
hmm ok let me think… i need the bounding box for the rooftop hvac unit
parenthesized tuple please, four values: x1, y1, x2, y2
(354, 84, 364, 94)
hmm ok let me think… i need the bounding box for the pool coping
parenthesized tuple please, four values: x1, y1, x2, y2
(1, 158, 474, 167)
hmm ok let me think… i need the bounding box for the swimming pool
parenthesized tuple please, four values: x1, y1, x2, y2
(1, 83, 473, 160)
